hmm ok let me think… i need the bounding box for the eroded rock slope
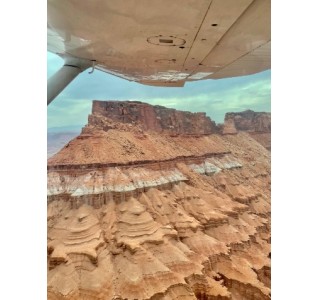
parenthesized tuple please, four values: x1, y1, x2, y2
(222, 110, 271, 151)
(48, 101, 271, 300)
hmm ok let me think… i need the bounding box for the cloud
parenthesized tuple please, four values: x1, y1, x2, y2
(47, 52, 63, 78)
(137, 75, 270, 122)
(47, 52, 270, 128)
(48, 97, 92, 128)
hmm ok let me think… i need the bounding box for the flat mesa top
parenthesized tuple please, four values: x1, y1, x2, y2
(48, 0, 270, 87)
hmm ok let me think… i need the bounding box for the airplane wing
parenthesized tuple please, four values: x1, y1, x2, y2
(47, 0, 270, 103)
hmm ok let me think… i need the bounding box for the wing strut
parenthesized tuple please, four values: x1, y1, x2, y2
(47, 56, 92, 105)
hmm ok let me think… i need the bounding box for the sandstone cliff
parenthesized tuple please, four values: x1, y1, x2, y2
(92, 100, 218, 135)
(222, 110, 271, 150)
(48, 101, 271, 300)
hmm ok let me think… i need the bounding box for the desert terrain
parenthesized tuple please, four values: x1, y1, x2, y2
(47, 101, 271, 300)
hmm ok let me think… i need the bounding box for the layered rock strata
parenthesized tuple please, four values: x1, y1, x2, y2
(222, 110, 271, 151)
(48, 101, 271, 300)
(92, 100, 218, 135)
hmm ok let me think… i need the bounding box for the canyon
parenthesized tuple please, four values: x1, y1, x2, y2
(47, 101, 271, 300)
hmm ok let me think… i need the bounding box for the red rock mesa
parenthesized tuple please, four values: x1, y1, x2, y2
(48, 101, 271, 300)
(222, 110, 271, 151)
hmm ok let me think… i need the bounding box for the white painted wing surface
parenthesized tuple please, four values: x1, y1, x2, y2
(47, 0, 270, 87)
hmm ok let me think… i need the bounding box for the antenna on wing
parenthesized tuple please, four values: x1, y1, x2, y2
(88, 60, 96, 74)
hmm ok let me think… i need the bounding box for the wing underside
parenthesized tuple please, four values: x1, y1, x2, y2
(48, 0, 270, 86)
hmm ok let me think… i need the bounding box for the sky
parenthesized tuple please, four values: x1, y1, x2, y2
(47, 52, 270, 130)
